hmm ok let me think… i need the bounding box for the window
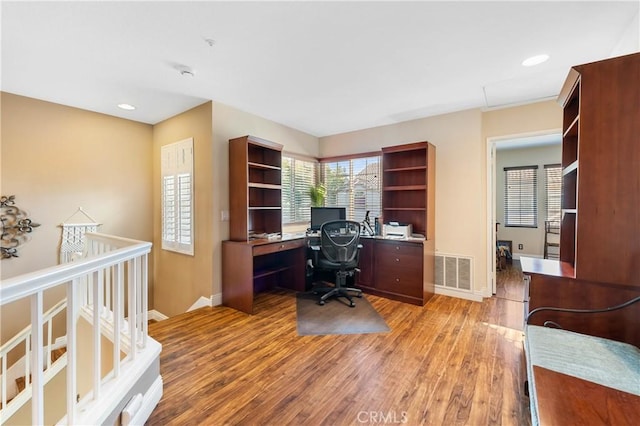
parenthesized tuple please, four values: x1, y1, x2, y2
(545, 164, 562, 221)
(322, 155, 381, 222)
(504, 165, 538, 228)
(161, 138, 194, 255)
(282, 155, 317, 224)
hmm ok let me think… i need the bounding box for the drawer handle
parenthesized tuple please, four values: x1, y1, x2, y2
(395, 258, 400, 262)
(395, 278, 400, 283)
(280, 244, 285, 249)
(395, 246, 400, 250)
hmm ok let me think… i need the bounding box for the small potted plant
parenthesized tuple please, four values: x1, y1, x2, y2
(309, 184, 326, 207)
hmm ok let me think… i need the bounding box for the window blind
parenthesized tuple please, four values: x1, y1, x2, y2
(504, 165, 538, 228)
(545, 164, 562, 221)
(282, 155, 317, 224)
(161, 138, 194, 255)
(322, 155, 381, 222)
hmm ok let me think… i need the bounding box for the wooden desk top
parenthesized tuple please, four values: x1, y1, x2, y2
(224, 233, 306, 247)
(533, 365, 640, 425)
(520, 256, 575, 279)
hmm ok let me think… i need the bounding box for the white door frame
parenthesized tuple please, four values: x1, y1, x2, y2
(485, 129, 561, 295)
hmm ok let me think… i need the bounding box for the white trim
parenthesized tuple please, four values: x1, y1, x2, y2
(435, 286, 483, 302)
(485, 129, 561, 297)
(148, 310, 168, 322)
(122, 376, 163, 426)
(512, 253, 542, 261)
(71, 340, 162, 426)
(187, 296, 212, 312)
(211, 293, 222, 307)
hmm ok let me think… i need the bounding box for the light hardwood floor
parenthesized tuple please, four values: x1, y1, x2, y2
(148, 283, 530, 425)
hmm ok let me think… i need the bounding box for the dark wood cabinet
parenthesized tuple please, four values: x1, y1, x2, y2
(355, 238, 374, 288)
(358, 141, 436, 306)
(374, 240, 424, 299)
(522, 53, 640, 346)
(229, 135, 283, 241)
(222, 237, 306, 314)
(382, 142, 435, 239)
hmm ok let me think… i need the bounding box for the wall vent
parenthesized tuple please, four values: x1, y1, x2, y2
(435, 254, 473, 292)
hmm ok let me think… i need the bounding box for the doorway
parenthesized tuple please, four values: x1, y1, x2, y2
(486, 131, 561, 298)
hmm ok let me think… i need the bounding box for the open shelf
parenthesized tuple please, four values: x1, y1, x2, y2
(230, 135, 283, 240)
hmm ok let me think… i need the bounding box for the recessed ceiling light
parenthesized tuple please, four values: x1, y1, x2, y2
(117, 103, 136, 111)
(522, 54, 550, 67)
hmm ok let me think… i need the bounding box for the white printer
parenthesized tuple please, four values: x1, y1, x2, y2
(382, 222, 413, 239)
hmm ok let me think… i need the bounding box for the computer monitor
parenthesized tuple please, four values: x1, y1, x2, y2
(310, 207, 346, 231)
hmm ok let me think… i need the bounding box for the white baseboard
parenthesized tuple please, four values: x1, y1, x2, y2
(148, 310, 168, 321)
(149, 293, 222, 320)
(512, 253, 542, 260)
(434, 286, 484, 302)
(211, 293, 222, 306)
(187, 296, 212, 311)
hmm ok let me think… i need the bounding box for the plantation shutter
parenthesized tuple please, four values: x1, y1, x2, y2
(161, 138, 194, 255)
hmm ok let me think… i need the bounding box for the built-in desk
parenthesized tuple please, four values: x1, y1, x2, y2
(222, 234, 307, 314)
(222, 233, 435, 314)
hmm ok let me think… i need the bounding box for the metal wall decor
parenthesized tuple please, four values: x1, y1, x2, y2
(1, 195, 41, 259)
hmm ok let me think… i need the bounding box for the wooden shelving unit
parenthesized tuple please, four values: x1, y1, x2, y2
(556, 53, 640, 286)
(381, 141, 435, 239)
(522, 52, 640, 347)
(558, 68, 581, 269)
(357, 141, 436, 306)
(229, 135, 283, 241)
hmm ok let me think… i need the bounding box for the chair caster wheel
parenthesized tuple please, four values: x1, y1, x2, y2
(356, 293, 363, 298)
(319, 300, 325, 306)
(349, 301, 355, 307)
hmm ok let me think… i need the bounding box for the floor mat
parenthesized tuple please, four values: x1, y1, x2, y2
(296, 292, 390, 336)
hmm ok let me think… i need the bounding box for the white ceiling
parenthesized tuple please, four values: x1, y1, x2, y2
(2, 1, 638, 137)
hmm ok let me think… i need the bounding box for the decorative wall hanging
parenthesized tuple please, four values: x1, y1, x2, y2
(59, 207, 101, 263)
(1, 195, 41, 259)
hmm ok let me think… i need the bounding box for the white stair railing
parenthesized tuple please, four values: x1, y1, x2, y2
(0, 233, 154, 425)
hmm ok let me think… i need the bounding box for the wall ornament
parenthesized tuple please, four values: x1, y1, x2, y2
(1, 195, 41, 259)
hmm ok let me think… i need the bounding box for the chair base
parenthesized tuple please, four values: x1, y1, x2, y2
(317, 286, 363, 307)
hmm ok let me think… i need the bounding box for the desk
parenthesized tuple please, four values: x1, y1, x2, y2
(222, 234, 434, 314)
(222, 235, 306, 314)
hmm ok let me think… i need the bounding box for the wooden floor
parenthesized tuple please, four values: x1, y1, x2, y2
(147, 269, 530, 426)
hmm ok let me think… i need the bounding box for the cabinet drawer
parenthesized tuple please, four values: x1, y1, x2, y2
(374, 241, 423, 298)
(253, 239, 305, 256)
(375, 240, 423, 258)
(375, 266, 423, 298)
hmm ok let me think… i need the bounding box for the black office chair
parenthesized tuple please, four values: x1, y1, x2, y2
(313, 219, 363, 307)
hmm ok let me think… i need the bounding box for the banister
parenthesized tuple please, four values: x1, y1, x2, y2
(0, 236, 150, 305)
(0, 233, 156, 424)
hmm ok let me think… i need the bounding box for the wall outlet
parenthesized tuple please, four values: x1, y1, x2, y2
(220, 210, 230, 221)
(518, 243, 523, 250)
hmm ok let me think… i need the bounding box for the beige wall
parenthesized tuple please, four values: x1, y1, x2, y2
(1, 92, 153, 341)
(321, 101, 562, 297)
(2, 90, 562, 320)
(152, 102, 214, 316)
(149, 100, 320, 316)
(209, 102, 319, 303)
(496, 143, 562, 258)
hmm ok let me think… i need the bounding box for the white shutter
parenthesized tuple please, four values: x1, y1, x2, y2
(161, 138, 194, 255)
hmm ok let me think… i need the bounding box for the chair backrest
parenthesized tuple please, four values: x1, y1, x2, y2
(319, 220, 361, 264)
